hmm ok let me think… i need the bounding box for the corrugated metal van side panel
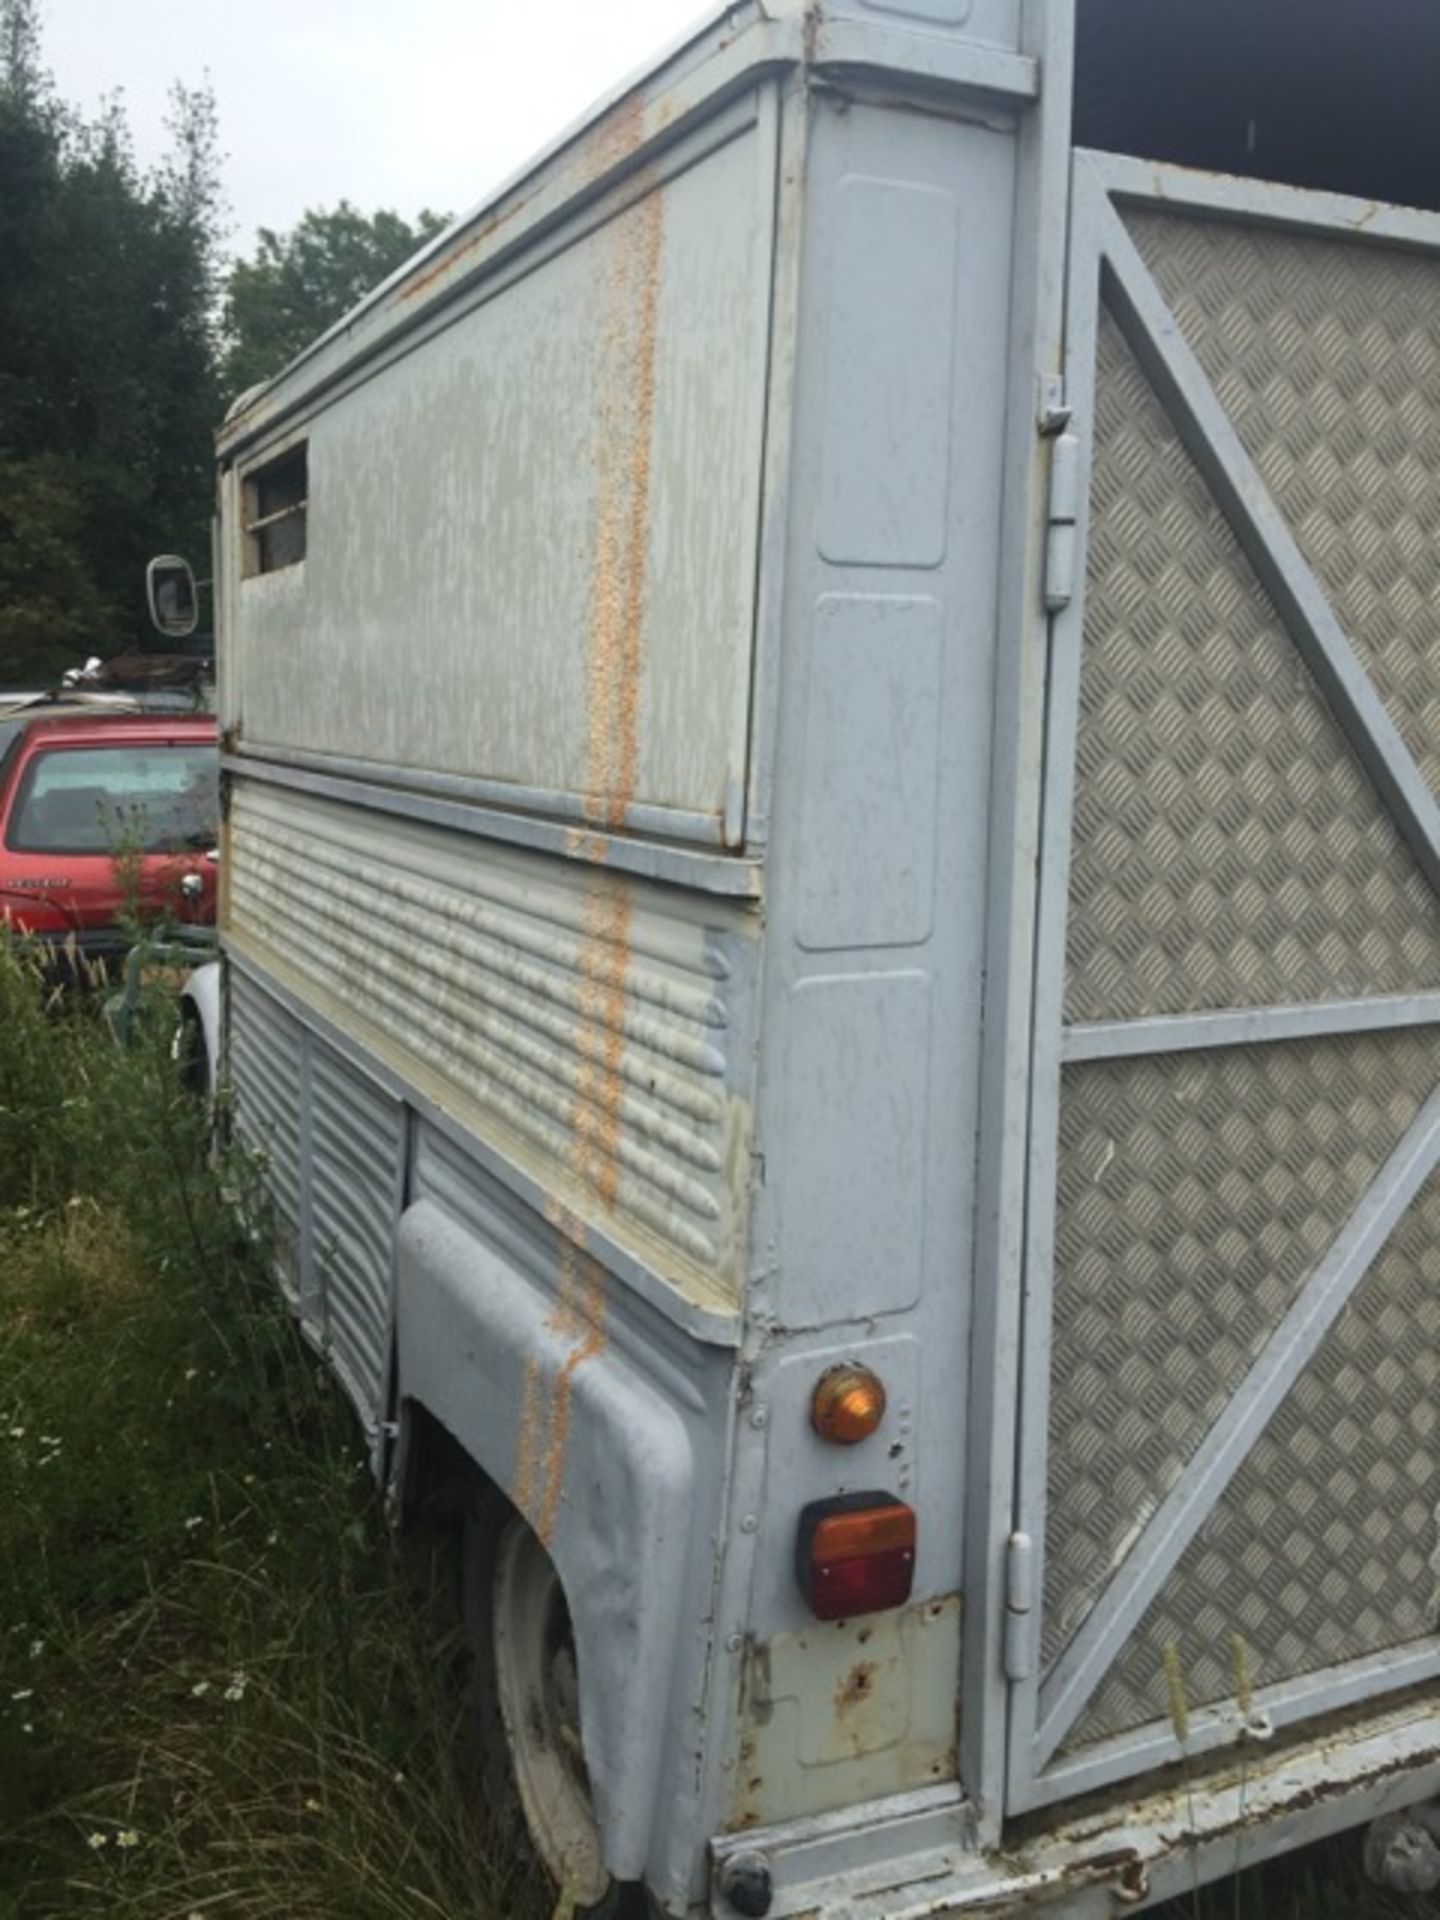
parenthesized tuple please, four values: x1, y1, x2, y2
(227, 782, 753, 1305)
(308, 1045, 403, 1421)
(228, 966, 303, 1286)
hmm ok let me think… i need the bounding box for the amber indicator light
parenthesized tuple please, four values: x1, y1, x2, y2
(811, 1364, 887, 1445)
(796, 1493, 916, 1621)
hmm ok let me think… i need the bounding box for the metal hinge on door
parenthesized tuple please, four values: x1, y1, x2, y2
(1003, 1530, 1038, 1682)
(1041, 379, 1080, 613)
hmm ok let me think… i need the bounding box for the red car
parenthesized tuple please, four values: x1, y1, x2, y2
(0, 706, 219, 977)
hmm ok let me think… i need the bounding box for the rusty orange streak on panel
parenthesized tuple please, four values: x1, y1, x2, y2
(397, 191, 534, 307)
(512, 145, 665, 1542)
(514, 1202, 581, 1526)
(580, 90, 649, 194)
(572, 880, 634, 1202)
(404, 81, 654, 317)
(582, 155, 664, 832)
(511, 1354, 546, 1521)
(537, 1252, 609, 1546)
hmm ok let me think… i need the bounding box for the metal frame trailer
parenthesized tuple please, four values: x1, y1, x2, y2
(210, 2, 1440, 1912)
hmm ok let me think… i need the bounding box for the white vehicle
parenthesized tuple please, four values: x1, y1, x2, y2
(177, 1, 1440, 1912)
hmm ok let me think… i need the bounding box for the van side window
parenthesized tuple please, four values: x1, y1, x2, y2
(243, 445, 308, 575)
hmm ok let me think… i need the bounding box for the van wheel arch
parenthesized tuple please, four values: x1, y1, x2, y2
(463, 1479, 635, 1916)
(396, 1404, 641, 1918)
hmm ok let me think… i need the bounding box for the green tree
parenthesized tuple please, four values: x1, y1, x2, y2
(0, 454, 110, 681)
(221, 201, 449, 398)
(0, 0, 224, 687)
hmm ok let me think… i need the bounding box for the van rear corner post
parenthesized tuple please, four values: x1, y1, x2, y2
(212, 1, 1440, 1913)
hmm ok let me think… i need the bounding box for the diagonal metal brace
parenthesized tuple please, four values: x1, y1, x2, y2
(1095, 187, 1440, 902)
(1034, 1080, 1440, 1766)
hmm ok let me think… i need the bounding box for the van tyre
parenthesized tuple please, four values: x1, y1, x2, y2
(172, 1003, 209, 1100)
(463, 1482, 639, 1919)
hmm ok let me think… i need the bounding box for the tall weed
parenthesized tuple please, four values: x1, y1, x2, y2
(0, 942, 511, 1919)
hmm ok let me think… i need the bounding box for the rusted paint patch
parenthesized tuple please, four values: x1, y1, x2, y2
(398, 79, 652, 315)
(579, 90, 649, 194)
(835, 1660, 877, 1717)
(396, 190, 534, 308)
(730, 1596, 962, 1830)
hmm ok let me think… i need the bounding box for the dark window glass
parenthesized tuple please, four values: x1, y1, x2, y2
(244, 445, 307, 574)
(8, 744, 219, 854)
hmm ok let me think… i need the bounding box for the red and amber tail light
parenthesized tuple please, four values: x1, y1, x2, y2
(796, 1493, 916, 1621)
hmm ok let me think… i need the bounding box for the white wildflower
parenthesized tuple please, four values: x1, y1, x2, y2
(190, 1680, 210, 1698)
(303, 1796, 321, 1813)
(116, 1829, 140, 1850)
(10, 1689, 32, 1702)
(184, 1367, 199, 1383)
(223, 1672, 248, 1703)
(28, 1640, 43, 1658)
(183, 1515, 203, 1531)
(86, 1831, 108, 1851)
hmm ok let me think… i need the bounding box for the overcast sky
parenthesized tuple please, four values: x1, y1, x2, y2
(43, 0, 712, 255)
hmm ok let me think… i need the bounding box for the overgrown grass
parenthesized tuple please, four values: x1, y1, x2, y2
(0, 943, 518, 1919)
